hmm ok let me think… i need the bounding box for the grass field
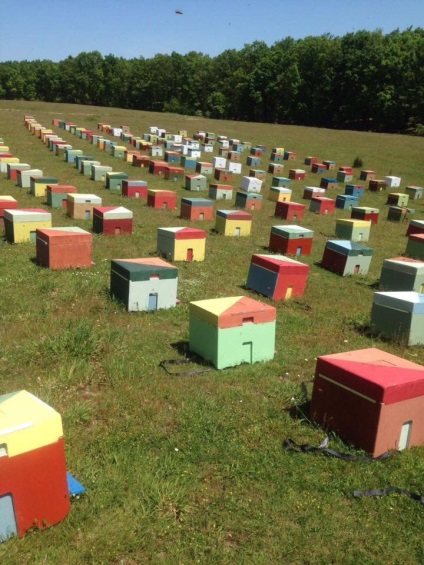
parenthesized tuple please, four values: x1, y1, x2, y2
(1, 100, 424, 564)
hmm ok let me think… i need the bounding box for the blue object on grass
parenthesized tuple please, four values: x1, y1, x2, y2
(67, 472, 86, 497)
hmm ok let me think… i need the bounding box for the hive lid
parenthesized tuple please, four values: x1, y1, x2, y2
(316, 348, 424, 404)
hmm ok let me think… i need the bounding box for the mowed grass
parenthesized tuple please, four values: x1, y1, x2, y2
(1, 100, 424, 564)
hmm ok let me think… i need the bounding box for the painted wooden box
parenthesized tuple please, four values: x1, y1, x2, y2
(241, 176, 263, 193)
(268, 163, 285, 175)
(92, 206, 133, 235)
(336, 195, 359, 210)
(385, 176, 401, 188)
(379, 257, 424, 292)
(406, 219, 424, 237)
(289, 169, 306, 181)
(387, 192, 409, 207)
(215, 210, 252, 236)
(235, 191, 263, 211)
(46, 185, 77, 208)
(110, 257, 178, 312)
(302, 187, 325, 200)
(335, 219, 371, 242)
(214, 168, 233, 183)
(321, 240, 373, 276)
(246, 253, 310, 300)
(405, 233, 424, 260)
(122, 179, 148, 199)
(0, 196, 18, 220)
(185, 174, 207, 192)
(36, 227, 92, 269)
(351, 206, 379, 225)
(309, 196, 335, 215)
(387, 206, 414, 222)
(91, 165, 113, 182)
(157, 227, 206, 262)
(371, 291, 424, 345)
(368, 179, 386, 192)
(269, 225, 313, 256)
(359, 170, 376, 181)
(105, 172, 129, 192)
(0, 390, 70, 541)
(208, 183, 233, 201)
(310, 348, 424, 456)
(344, 184, 365, 198)
(269, 187, 292, 203)
(7, 163, 30, 182)
(189, 296, 276, 369)
(30, 177, 59, 198)
(67, 194, 102, 220)
(274, 201, 306, 221)
(17, 169, 43, 188)
(180, 197, 214, 220)
(147, 189, 177, 210)
(4, 209, 52, 243)
(320, 177, 338, 189)
(405, 186, 424, 200)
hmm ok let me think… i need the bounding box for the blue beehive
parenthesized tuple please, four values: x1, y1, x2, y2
(345, 184, 365, 198)
(336, 195, 360, 210)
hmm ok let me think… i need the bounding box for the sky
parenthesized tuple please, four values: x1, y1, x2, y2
(1, 0, 423, 62)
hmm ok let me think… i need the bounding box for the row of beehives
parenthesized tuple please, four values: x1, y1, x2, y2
(19, 115, 423, 230)
(9, 119, 424, 349)
(49, 114, 424, 229)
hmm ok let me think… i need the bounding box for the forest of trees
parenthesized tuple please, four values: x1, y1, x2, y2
(0, 28, 423, 135)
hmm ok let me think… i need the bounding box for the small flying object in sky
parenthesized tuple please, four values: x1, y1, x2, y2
(175, 10, 183, 14)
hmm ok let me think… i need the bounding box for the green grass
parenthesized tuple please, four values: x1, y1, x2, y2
(1, 100, 424, 564)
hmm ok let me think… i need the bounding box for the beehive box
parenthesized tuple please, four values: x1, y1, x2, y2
(4, 208, 52, 243)
(157, 227, 206, 262)
(189, 296, 276, 369)
(67, 194, 102, 220)
(215, 210, 252, 236)
(321, 240, 373, 276)
(110, 257, 178, 312)
(310, 348, 424, 456)
(246, 254, 310, 300)
(269, 225, 314, 256)
(36, 227, 92, 269)
(92, 206, 133, 235)
(371, 292, 424, 345)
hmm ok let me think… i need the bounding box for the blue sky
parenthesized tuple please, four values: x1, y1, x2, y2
(1, 0, 423, 62)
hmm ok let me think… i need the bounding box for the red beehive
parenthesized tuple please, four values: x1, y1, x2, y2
(147, 189, 177, 210)
(122, 179, 148, 199)
(92, 206, 133, 236)
(274, 201, 306, 221)
(269, 225, 314, 256)
(214, 169, 233, 182)
(132, 155, 150, 168)
(149, 160, 168, 176)
(309, 196, 336, 215)
(164, 165, 185, 181)
(36, 227, 92, 269)
(310, 348, 424, 456)
(406, 219, 424, 237)
(0, 196, 18, 220)
(289, 169, 306, 181)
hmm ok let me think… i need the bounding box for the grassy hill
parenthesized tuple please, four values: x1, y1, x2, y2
(1, 100, 424, 564)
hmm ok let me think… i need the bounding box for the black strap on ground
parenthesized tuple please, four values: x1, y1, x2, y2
(353, 487, 424, 504)
(283, 437, 395, 462)
(159, 358, 213, 376)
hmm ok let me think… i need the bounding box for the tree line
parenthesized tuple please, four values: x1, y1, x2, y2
(1, 28, 423, 134)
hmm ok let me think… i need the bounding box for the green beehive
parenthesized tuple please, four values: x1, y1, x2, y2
(105, 172, 129, 192)
(189, 296, 276, 369)
(335, 219, 371, 242)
